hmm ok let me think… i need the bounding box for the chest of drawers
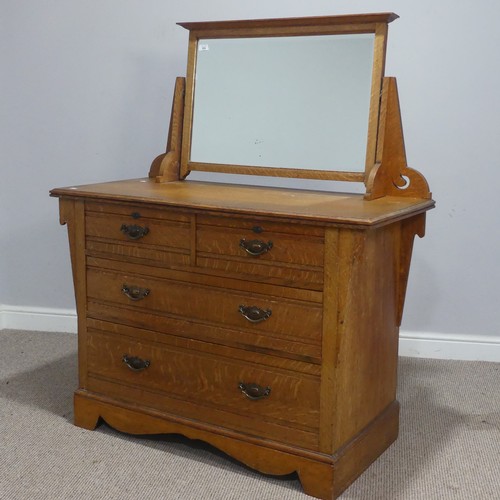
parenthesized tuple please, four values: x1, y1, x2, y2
(51, 179, 433, 499)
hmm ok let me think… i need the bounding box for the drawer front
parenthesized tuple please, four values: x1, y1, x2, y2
(86, 201, 191, 223)
(87, 267, 322, 344)
(196, 216, 324, 289)
(86, 239, 191, 269)
(197, 214, 325, 237)
(87, 303, 322, 364)
(86, 212, 190, 250)
(197, 225, 324, 268)
(86, 329, 320, 432)
(195, 256, 323, 290)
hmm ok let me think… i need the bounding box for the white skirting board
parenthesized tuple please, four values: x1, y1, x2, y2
(1, 305, 499, 362)
(0, 305, 78, 334)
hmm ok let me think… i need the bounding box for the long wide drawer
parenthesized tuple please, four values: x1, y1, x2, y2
(86, 267, 323, 344)
(86, 328, 320, 448)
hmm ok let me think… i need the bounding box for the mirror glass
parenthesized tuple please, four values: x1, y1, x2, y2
(189, 33, 375, 173)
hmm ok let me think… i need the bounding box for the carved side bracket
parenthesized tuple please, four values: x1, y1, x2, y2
(149, 76, 185, 183)
(396, 212, 426, 326)
(365, 77, 432, 201)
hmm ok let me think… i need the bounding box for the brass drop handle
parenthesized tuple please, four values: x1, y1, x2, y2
(239, 238, 273, 256)
(238, 382, 271, 400)
(120, 224, 149, 240)
(238, 305, 272, 323)
(121, 284, 150, 301)
(122, 354, 150, 372)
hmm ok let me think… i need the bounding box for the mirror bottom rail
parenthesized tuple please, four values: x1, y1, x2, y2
(74, 390, 399, 500)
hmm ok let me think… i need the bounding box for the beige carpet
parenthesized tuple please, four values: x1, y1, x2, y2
(0, 329, 499, 499)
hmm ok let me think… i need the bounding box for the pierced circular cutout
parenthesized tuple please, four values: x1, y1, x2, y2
(394, 174, 410, 190)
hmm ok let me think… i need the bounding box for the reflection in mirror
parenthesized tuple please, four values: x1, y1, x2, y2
(190, 33, 375, 173)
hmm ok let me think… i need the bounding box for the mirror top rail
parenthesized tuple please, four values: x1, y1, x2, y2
(177, 13, 399, 33)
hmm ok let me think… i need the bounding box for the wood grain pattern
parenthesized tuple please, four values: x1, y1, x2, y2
(180, 33, 197, 179)
(197, 225, 324, 267)
(86, 317, 321, 373)
(72, 390, 399, 499)
(59, 198, 88, 388)
(195, 256, 323, 290)
(177, 13, 399, 32)
(319, 228, 340, 454)
(364, 22, 389, 175)
(54, 191, 432, 499)
(73, 390, 324, 464)
(197, 213, 325, 236)
(149, 77, 185, 182)
(365, 77, 432, 200)
(396, 213, 426, 326)
(50, 179, 434, 226)
(86, 212, 190, 249)
(87, 303, 321, 363)
(189, 163, 366, 182)
(86, 329, 320, 432)
(331, 224, 400, 451)
(86, 255, 322, 303)
(52, 13, 434, 497)
(86, 240, 190, 269)
(85, 200, 190, 221)
(86, 268, 323, 341)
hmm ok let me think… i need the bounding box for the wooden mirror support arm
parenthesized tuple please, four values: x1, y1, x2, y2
(365, 77, 431, 200)
(149, 77, 186, 183)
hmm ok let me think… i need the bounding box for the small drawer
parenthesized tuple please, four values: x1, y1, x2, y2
(197, 224, 324, 268)
(86, 211, 190, 249)
(86, 268, 322, 345)
(86, 201, 191, 223)
(196, 216, 324, 289)
(86, 329, 320, 432)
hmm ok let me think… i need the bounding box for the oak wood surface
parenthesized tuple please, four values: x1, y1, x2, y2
(86, 317, 321, 373)
(197, 224, 324, 267)
(195, 256, 324, 291)
(149, 77, 185, 182)
(86, 240, 191, 270)
(86, 267, 323, 341)
(54, 188, 432, 498)
(86, 255, 322, 303)
(330, 225, 400, 451)
(73, 390, 399, 499)
(364, 22, 389, 175)
(177, 13, 399, 32)
(52, 13, 434, 494)
(197, 213, 325, 236)
(86, 328, 320, 429)
(87, 301, 322, 364)
(51, 179, 434, 226)
(54, 186, 431, 499)
(86, 212, 190, 249)
(59, 198, 88, 388)
(73, 390, 326, 463)
(366, 77, 432, 200)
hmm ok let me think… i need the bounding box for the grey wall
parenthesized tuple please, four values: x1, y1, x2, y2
(1, 1, 499, 338)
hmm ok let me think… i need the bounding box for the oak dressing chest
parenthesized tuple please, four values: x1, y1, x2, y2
(51, 13, 434, 499)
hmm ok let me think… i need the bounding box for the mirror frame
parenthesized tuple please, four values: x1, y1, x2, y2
(178, 13, 398, 184)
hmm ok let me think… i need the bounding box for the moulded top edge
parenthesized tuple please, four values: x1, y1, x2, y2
(177, 13, 399, 32)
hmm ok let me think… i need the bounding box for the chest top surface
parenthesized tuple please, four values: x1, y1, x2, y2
(50, 178, 433, 226)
